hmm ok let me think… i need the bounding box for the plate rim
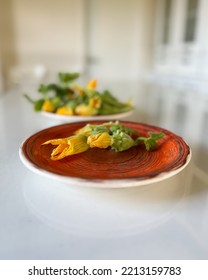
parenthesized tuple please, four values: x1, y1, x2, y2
(19, 147, 192, 188)
(41, 109, 134, 121)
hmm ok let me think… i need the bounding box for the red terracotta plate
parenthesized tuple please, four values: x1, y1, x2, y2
(19, 121, 191, 187)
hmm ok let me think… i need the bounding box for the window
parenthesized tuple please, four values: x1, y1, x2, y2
(184, 0, 199, 42)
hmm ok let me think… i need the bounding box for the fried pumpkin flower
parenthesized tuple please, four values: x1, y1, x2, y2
(87, 132, 113, 149)
(42, 135, 89, 160)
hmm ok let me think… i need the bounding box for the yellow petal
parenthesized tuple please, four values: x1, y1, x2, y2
(42, 99, 55, 112)
(43, 135, 89, 160)
(51, 144, 68, 156)
(75, 104, 98, 116)
(42, 138, 68, 145)
(89, 96, 102, 108)
(74, 124, 93, 136)
(86, 79, 97, 89)
(56, 106, 73, 115)
(87, 132, 113, 149)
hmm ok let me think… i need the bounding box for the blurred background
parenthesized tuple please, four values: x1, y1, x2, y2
(0, 0, 208, 172)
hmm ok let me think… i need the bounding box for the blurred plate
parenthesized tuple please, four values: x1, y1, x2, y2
(41, 109, 134, 122)
(19, 121, 191, 188)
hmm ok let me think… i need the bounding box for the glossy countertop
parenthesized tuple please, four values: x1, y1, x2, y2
(0, 81, 208, 260)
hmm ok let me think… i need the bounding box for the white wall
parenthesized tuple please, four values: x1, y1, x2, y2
(0, 0, 17, 90)
(0, 21, 3, 94)
(0, 61, 3, 95)
(0, 0, 156, 88)
(86, 0, 155, 80)
(0, 0, 86, 87)
(12, 0, 85, 70)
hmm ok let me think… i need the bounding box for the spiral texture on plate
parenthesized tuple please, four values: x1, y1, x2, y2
(21, 121, 190, 180)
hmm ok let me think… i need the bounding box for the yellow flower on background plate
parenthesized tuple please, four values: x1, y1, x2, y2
(75, 104, 98, 116)
(42, 99, 55, 112)
(86, 79, 97, 89)
(56, 106, 73, 115)
(89, 96, 102, 109)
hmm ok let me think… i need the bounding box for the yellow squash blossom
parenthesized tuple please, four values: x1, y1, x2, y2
(74, 123, 108, 137)
(74, 124, 94, 137)
(86, 79, 97, 89)
(87, 132, 113, 149)
(75, 104, 98, 116)
(42, 99, 55, 112)
(56, 106, 74, 115)
(89, 96, 102, 109)
(75, 96, 101, 116)
(42, 135, 89, 160)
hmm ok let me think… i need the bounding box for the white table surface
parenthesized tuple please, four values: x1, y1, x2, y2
(1, 84, 208, 260)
